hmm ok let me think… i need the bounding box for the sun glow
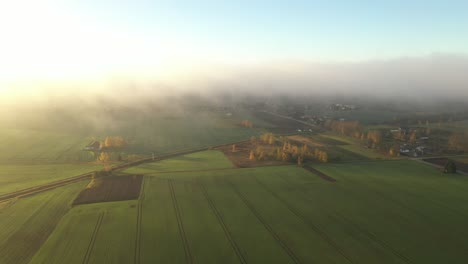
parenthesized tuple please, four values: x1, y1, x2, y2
(0, 1, 192, 93)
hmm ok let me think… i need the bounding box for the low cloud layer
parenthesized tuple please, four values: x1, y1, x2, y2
(1, 53, 468, 106)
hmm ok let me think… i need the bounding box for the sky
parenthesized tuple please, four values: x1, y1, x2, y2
(0, 0, 467, 97)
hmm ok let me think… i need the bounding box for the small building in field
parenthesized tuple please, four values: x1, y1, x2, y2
(84, 141, 101, 151)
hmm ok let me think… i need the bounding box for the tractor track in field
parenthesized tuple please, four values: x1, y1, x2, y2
(134, 177, 146, 264)
(333, 213, 411, 264)
(83, 211, 105, 264)
(168, 179, 193, 264)
(280, 171, 467, 261)
(339, 174, 468, 236)
(278, 172, 413, 260)
(277, 174, 412, 264)
(253, 176, 354, 264)
(227, 180, 302, 264)
(197, 179, 247, 264)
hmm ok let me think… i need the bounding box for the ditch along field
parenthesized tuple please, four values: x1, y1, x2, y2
(21, 150, 468, 264)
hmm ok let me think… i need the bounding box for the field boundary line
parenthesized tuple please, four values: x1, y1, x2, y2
(134, 176, 146, 264)
(168, 179, 193, 264)
(227, 179, 302, 264)
(83, 211, 105, 264)
(197, 179, 247, 264)
(253, 176, 353, 264)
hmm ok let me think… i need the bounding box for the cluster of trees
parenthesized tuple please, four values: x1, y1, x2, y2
(260, 133, 275, 144)
(366, 130, 382, 148)
(101, 136, 126, 149)
(98, 152, 122, 162)
(248, 140, 329, 164)
(93, 136, 126, 162)
(392, 128, 431, 143)
(98, 152, 111, 162)
(448, 132, 468, 151)
(240, 120, 253, 128)
(388, 143, 400, 157)
(324, 120, 362, 138)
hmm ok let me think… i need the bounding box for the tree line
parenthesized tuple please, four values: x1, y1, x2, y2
(248, 133, 329, 164)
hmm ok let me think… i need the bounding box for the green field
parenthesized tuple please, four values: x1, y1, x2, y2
(124, 150, 235, 174)
(93, 111, 265, 155)
(322, 109, 400, 125)
(0, 164, 102, 195)
(0, 109, 261, 195)
(320, 134, 388, 159)
(31, 200, 138, 264)
(20, 150, 468, 264)
(0, 129, 95, 164)
(0, 182, 86, 264)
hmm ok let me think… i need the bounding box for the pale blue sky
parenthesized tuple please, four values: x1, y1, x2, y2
(70, 0, 468, 61)
(1, 0, 468, 83)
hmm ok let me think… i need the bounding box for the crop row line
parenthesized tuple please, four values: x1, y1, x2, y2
(253, 176, 353, 264)
(168, 179, 193, 264)
(83, 211, 105, 264)
(197, 179, 247, 264)
(134, 176, 146, 264)
(279, 174, 412, 263)
(333, 212, 411, 263)
(341, 176, 468, 251)
(227, 179, 302, 264)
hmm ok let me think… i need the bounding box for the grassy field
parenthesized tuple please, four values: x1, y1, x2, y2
(124, 150, 235, 174)
(319, 134, 388, 159)
(99, 111, 265, 155)
(3, 148, 467, 264)
(30, 200, 138, 264)
(0, 129, 95, 164)
(0, 181, 86, 264)
(0, 109, 260, 195)
(322, 109, 400, 125)
(0, 164, 102, 195)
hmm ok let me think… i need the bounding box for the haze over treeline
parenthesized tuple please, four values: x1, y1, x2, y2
(1, 54, 468, 132)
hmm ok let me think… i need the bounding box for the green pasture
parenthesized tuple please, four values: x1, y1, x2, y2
(0, 182, 85, 264)
(0, 164, 102, 195)
(123, 150, 234, 174)
(3, 149, 468, 264)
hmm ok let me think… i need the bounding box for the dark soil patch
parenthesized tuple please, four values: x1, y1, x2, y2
(423, 158, 468, 172)
(73, 175, 143, 205)
(303, 166, 336, 182)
